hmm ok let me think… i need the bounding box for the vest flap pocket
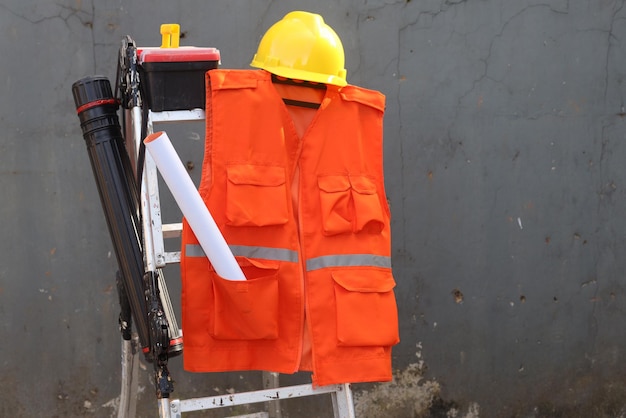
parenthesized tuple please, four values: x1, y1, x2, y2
(318, 174, 387, 235)
(318, 175, 351, 193)
(332, 269, 396, 292)
(318, 175, 352, 235)
(211, 257, 279, 340)
(332, 268, 399, 347)
(227, 165, 286, 186)
(350, 175, 386, 234)
(349, 175, 377, 194)
(225, 165, 289, 226)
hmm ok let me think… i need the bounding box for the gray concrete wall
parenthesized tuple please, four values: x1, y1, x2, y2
(2, 0, 626, 417)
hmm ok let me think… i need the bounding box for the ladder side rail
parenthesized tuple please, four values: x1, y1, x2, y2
(143, 112, 183, 349)
(330, 383, 356, 418)
(143, 115, 166, 270)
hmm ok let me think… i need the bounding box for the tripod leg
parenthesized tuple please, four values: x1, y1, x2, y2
(119, 334, 140, 418)
(145, 271, 175, 399)
(116, 271, 139, 418)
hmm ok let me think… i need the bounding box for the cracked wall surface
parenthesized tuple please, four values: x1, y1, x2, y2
(2, 0, 626, 416)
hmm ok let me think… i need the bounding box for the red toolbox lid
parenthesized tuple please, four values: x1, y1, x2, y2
(139, 47, 220, 63)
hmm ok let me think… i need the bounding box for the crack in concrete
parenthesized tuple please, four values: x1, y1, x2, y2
(603, 0, 626, 103)
(392, 0, 475, 214)
(460, 4, 567, 106)
(0, 2, 97, 73)
(0, 3, 89, 26)
(88, 2, 97, 74)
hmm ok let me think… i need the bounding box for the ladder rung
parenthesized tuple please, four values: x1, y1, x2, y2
(164, 251, 181, 264)
(162, 222, 182, 238)
(172, 383, 347, 413)
(149, 109, 206, 123)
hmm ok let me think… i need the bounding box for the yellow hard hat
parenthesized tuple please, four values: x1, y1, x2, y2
(250, 11, 348, 86)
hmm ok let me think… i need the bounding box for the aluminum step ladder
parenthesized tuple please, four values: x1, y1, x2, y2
(118, 34, 357, 417)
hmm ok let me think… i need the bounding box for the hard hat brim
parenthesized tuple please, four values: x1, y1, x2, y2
(250, 60, 347, 87)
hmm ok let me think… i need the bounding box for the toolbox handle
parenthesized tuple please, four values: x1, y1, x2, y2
(160, 24, 180, 48)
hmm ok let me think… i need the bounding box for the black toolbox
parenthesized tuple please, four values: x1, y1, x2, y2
(138, 46, 220, 111)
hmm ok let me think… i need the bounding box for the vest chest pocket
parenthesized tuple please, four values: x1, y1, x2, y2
(317, 175, 352, 235)
(210, 257, 279, 340)
(226, 165, 289, 227)
(318, 175, 386, 235)
(331, 269, 400, 346)
(349, 175, 386, 234)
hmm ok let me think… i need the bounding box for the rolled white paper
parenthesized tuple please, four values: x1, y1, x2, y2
(144, 131, 246, 281)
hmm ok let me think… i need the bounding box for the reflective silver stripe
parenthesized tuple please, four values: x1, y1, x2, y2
(306, 254, 392, 271)
(185, 244, 298, 263)
(230, 245, 298, 262)
(185, 244, 206, 257)
(186, 245, 388, 270)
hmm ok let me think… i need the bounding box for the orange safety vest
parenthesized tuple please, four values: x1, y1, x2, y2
(180, 69, 399, 386)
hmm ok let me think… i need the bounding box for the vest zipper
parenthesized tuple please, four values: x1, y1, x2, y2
(295, 164, 312, 375)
